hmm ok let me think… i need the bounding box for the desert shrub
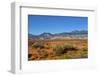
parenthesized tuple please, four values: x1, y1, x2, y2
(53, 45, 78, 56)
(44, 44, 50, 49)
(60, 54, 72, 59)
(53, 45, 65, 56)
(40, 50, 48, 57)
(32, 42, 44, 49)
(45, 47, 50, 49)
(63, 45, 78, 51)
(37, 50, 48, 59)
(81, 51, 88, 58)
(82, 48, 88, 51)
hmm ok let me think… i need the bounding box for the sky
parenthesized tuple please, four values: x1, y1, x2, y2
(28, 15, 88, 35)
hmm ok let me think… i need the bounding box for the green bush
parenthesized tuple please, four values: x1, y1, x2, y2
(53, 44, 78, 56)
(63, 45, 78, 51)
(53, 46, 64, 56)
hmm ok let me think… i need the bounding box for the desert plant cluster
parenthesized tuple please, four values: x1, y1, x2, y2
(28, 39, 88, 60)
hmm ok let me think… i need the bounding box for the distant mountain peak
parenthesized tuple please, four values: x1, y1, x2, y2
(39, 32, 53, 37)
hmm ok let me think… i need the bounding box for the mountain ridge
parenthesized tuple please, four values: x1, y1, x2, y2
(28, 30, 88, 39)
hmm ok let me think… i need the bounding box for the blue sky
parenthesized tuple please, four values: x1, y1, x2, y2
(28, 15, 88, 35)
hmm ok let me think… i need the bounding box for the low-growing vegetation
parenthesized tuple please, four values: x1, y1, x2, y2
(53, 44, 78, 56)
(28, 39, 88, 60)
(63, 45, 78, 51)
(32, 42, 45, 49)
(53, 45, 65, 55)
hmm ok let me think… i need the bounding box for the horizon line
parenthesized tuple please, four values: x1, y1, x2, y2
(29, 30, 88, 35)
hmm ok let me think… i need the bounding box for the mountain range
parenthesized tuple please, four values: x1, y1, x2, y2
(28, 30, 88, 40)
